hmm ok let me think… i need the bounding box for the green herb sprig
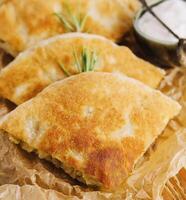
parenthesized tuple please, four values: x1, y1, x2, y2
(54, 3, 87, 32)
(60, 48, 98, 76)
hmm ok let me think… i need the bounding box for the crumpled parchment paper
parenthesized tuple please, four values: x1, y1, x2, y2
(124, 67, 186, 200)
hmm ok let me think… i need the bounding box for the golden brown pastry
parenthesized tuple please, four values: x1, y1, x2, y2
(0, 33, 165, 105)
(0, 72, 181, 191)
(0, 0, 140, 55)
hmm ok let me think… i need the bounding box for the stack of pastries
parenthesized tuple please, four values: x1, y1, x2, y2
(0, 0, 182, 195)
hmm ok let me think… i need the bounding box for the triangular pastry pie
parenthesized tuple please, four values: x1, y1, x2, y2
(0, 0, 140, 55)
(0, 72, 181, 191)
(0, 33, 165, 105)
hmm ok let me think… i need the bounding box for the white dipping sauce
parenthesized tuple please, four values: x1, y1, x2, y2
(138, 0, 186, 43)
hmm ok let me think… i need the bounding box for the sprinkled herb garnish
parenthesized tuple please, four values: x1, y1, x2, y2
(54, 3, 87, 32)
(59, 48, 98, 76)
(59, 63, 71, 77)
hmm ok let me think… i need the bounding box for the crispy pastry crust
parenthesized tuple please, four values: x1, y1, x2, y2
(0, 33, 165, 105)
(0, 72, 181, 191)
(0, 0, 140, 55)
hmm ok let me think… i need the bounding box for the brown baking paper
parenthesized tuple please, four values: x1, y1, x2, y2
(0, 63, 186, 199)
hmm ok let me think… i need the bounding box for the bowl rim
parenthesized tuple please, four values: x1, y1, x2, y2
(133, 0, 186, 47)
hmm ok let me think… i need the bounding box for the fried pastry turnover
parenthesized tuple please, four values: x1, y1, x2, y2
(0, 33, 165, 105)
(0, 0, 140, 55)
(0, 72, 181, 191)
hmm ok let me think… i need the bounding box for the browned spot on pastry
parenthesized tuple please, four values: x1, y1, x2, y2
(85, 146, 127, 189)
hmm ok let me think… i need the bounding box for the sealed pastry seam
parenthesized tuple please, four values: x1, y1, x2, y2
(0, 72, 181, 191)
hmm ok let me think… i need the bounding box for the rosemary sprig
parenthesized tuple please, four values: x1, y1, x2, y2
(54, 13, 74, 32)
(73, 48, 82, 72)
(54, 3, 87, 32)
(59, 48, 98, 76)
(81, 48, 98, 72)
(59, 63, 71, 77)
